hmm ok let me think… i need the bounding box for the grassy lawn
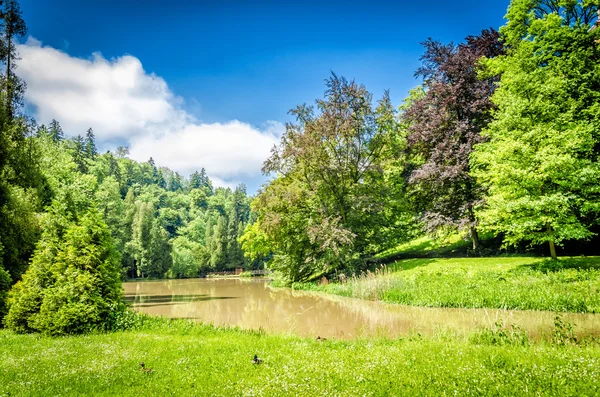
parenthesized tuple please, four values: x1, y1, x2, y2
(293, 257, 600, 312)
(1, 317, 599, 396)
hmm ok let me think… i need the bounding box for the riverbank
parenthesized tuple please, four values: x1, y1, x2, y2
(291, 257, 600, 313)
(1, 317, 599, 396)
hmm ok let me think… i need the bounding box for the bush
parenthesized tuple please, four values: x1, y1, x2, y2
(4, 209, 124, 335)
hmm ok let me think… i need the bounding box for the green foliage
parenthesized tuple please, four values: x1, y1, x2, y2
(472, 0, 600, 256)
(146, 221, 172, 278)
(4, 209, 123, 335)
(250, 74, 410, 282)
(0, 244, 11, 321)
(470, 321, 529, 346)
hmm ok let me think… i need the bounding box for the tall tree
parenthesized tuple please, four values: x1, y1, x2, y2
(48, 119, 64, 143)
(85, 127, 97, 160)
(209, 215, 227, 269)
(472, 0, 600, 259)
(402, 29, 503, 250)
(71, 134, 88, 174)
(250, 74, 405, 282)
(146, 220, 172, 278)
(0, 0, 26, 120)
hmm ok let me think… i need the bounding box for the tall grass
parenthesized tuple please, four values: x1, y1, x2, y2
(293, 257, 600, 312)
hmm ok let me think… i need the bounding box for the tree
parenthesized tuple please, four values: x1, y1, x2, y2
(85, 127, 97, 159)
(250, 74, 405, 282)
(402, 29, 503, 250)
(0, 0, 27, 120)
(96, 176, 126, 255)
(48, 119, 64, 142)
(226, 206, 244, 268)
(4, 209, 123, 335)
(471, 0, 600, 259)
(71, 134, 88, 174)
(209, 215, 227, 269)
(146, 220, 172, 278)
(128, 200, 154, 277)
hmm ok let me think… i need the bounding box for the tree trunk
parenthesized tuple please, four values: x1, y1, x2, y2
(470, 226, 480, 251)
(548, 240, 557, 260)
(547, 224, 557, 260)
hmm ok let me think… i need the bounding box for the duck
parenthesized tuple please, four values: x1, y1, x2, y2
(252, 354, 263, 364)
(140, 362, 153, 373)
(316, 336, 327, 342)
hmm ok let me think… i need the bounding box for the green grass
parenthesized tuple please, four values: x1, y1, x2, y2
(1, 317, 599, 396)
(294, 257, 600, 312)
(377, 234, 473, 259)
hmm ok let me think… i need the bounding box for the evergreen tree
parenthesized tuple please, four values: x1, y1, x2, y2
(5, 209, 123, 335)
(71, 134, 88, 174)
(48, 119, 64, 142)
(85, 127, 97, 159)
(0, 0, 27, 120)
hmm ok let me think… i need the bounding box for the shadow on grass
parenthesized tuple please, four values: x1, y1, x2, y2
(515, 257, 600, 273)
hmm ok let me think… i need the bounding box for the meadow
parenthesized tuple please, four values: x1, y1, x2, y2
(1, 316, 599, 397)
(291, 256, 600, 313)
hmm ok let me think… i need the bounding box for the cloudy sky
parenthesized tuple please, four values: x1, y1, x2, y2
(16, 0, 509, 192)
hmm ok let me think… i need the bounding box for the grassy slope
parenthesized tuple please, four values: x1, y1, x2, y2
(1, 319, 599, 396)
(294, 256, 600, 312)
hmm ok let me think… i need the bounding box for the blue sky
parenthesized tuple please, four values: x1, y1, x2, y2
(17, 0, 511, 191)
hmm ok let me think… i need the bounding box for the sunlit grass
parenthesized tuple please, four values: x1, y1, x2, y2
(1, 317, 599, 396)
(293, 257, 600, 312)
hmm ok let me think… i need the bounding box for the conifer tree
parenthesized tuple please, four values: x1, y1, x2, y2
(48, 119, 64, 142)
(0, 0, 27, 120)
(85, 128, 97, 159)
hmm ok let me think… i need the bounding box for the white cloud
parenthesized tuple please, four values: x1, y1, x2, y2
(16, 38, 284, 189)
(128, 120, 283, 179)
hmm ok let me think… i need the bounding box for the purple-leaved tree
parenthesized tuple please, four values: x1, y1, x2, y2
(403, 29, 503, 250)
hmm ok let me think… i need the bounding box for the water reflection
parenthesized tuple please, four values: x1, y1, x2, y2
(123, 278, 600, 340)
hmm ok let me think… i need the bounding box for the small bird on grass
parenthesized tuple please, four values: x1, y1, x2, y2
(316, 336, 327, 342)
(252, 354, 263, 364)
(139, 362, 154, 373)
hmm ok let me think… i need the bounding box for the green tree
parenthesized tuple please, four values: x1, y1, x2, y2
(128, 201, 154, 277)
(4, 209, 123, 335)
(48, 119, 64, 142)
(0, 0, 27, 119)
(210, 215, 227, 269)
(71, 134, 88, 174)
(96, 176, 126, 254)
(146, 220, 172, 278)
(252, 74, 405, 281)
(85, 127, 97, 160)
(472, 0, 600, 259)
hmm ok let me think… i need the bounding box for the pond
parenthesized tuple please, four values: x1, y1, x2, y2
(124, 278, 600, 340)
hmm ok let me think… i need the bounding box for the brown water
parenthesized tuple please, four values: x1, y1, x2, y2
(124, 278, 600, 340)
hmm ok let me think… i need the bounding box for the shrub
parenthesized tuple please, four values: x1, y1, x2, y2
(5, 209, 124, 335)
